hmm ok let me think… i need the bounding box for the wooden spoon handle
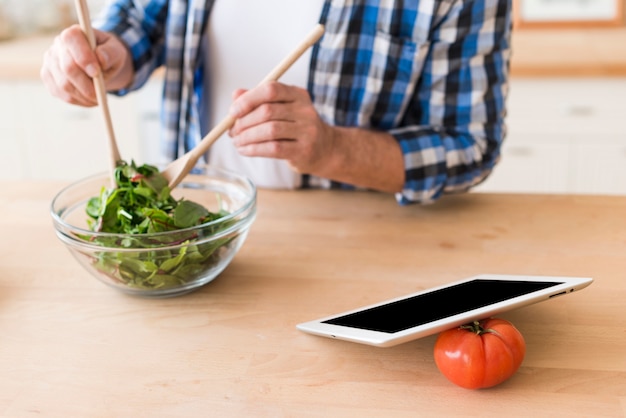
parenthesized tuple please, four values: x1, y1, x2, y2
(259, 23, 326, 84)
(74, 0, 122, 179)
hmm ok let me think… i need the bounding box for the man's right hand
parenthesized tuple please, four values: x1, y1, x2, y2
(40, 24, 133, 107)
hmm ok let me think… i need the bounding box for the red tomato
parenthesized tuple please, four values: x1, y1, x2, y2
(433, 318, 526, 389)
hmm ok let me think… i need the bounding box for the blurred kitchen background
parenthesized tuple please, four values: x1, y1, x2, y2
(0, 0, 108, 39)
(1, 0, 625, 196)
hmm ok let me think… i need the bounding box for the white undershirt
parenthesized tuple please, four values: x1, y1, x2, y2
(203, 0, 323, 189)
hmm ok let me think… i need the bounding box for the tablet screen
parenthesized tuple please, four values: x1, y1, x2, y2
(322, 279, 561, 333)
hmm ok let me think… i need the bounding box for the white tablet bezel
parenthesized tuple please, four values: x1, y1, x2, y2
(296, 274, 593, 347)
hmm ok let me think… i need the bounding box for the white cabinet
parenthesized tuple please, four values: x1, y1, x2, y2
(475, 78, 626, 195)
(16, 81, 141, 180)
(571, 137, 626, 195)
(0, 79, 162, 181)
(0, 82, 27, 179)
(480, 138, 572, 194)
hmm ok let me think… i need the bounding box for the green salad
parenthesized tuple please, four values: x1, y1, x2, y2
(83, 161, 234, 291)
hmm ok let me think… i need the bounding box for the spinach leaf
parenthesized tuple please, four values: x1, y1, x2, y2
(84, 161, 235, 291)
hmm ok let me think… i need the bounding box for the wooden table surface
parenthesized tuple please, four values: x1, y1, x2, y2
(0, 181, 625, 417)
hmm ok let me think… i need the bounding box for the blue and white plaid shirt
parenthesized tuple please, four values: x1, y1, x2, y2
(96, 0, 512, 204)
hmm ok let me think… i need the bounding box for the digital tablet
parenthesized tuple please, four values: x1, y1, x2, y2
(296, 274, 593, 347)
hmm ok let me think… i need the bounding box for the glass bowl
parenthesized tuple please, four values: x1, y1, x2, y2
(51, 165, 256, 298)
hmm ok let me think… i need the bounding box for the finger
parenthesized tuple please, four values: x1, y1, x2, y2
(230, 102, 292, 136)
(236, 138, 298, 160)
(41, 38, 97, 106)
(231, 88, 248, 101)
(92, 32, 134, 90)
(230, 81, 301, 118)
(56, 46, 98, 104)
(46, 67, 96, 106)
(231, 119, 297, 148)
(62, 25, 100, 78)
(94, 31, 123, 73)
(54, 25, 99, 103)
(93, 29, 112, 48)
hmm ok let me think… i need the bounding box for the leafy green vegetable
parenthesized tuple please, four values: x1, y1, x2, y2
(83, 161, 236, 291)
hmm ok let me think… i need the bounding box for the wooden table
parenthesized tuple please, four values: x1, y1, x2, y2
(0, 181, 625, 417)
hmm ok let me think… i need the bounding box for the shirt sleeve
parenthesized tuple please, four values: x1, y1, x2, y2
(92, 0, 169, 94)
(392, 1, 512, 205)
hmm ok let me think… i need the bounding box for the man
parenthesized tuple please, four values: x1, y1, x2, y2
(41, 0, 512, 204)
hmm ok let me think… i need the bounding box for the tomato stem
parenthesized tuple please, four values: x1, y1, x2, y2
(459, 320, 497, 336)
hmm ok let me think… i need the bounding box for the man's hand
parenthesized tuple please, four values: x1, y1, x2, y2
(228, 81, 405, 193)
(228, 81, 336, 175)
(40, 24, 133, 106)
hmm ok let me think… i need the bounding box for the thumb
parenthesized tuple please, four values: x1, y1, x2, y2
(95, 47, 111, 71)
(93, 30, 123, 72)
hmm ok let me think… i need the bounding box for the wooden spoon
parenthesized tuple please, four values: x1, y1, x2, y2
(161, 23, 326, 189)
(74, 0, 122, 185)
